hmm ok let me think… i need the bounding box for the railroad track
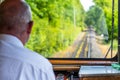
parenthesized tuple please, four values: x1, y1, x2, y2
(72, 27, 104, 58)
(71, 33, 88, 58)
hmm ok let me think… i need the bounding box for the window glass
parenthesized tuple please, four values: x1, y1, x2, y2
(25, 0, 118, 59)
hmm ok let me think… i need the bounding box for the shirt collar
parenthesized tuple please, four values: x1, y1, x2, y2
(0, 34, 24, 47)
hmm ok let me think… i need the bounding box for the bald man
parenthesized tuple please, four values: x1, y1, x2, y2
(0, 0, 55, 80)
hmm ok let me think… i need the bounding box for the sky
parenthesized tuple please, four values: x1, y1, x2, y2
(80, 0, 95, 11)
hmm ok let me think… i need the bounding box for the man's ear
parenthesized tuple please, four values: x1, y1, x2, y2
(27, 21, 33, 34)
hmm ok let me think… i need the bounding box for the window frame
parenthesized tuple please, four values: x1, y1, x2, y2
(48, 0, 119, 71)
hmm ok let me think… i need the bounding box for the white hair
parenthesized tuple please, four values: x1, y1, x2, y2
(0, 0, 32, 32)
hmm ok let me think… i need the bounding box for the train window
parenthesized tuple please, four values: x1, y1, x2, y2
(24, 0, 118, 59)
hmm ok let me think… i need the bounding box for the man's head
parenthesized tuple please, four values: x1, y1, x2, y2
(0, 0, 33, 45)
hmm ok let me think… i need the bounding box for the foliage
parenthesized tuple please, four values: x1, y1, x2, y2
(85, 5, 108, 39)
(25, 0, 85, 57)
(93, 0, 118, 40)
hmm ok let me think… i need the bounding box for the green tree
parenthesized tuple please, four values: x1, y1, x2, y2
(93, 0, 118, 40)
(25, 0, 85, 57)
(85, 6, 108, 37)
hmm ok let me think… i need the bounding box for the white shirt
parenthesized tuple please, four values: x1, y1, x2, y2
(0, 34, 55, 80)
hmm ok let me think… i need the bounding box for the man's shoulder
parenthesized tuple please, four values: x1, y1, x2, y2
(0, 40, 52, 69)
(19, 47, 52, 68)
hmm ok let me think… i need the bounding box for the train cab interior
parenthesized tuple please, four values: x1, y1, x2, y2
(49, 0, 120, 79)
(51, 0, 120, 79)
(27, 0, 120, 80)
(0, 0, 120, 80)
